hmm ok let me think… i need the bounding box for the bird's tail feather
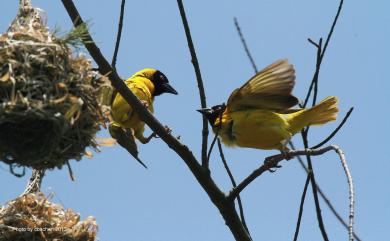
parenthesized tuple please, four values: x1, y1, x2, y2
(109, 123, 148, 169)
(289, 96, 338, 133)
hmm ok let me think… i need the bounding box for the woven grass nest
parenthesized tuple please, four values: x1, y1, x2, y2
(0, 1, 110, 169)
(0, 192, 98, 241)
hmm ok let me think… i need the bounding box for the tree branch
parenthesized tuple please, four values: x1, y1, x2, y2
(300, 1, 346, 239)
(111, 0, 126, 69)
(217, 139, 250, 237)
(301, 130, 329, 241)
(303, 38, 322, 108)
(334, 146, 355, 241)
(289, 142, 362, 241)
(233, 17, 257, 73)
(293, 172, 311, 241)
(228, 144, 356, 241)
(176, 0, 209, 167)
(227, 145, 343, 201)
(303, 0, 345, 108)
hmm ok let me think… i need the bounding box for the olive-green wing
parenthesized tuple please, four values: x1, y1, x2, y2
(227, 59, 298, 111)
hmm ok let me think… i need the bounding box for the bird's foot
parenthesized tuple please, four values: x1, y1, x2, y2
(264, 156, 282, 173)
(280, 147, 292, 160)
(150, 125, 172, 139)
(140, 100, 149, 109)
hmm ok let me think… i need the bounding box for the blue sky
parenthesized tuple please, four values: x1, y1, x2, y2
(1, 0, 389, 241)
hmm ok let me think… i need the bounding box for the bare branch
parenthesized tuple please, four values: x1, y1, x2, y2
(176, 0, 209, 167)
(227, 145, 343, 202)
(293, 173, 311, 241)
(66, 161, 75, 181)
(321, 0, 345, 60)
(111, 0, 126, 69)
(333, 146, 355, 241)
(312, 107, 354, 149)
(206, 133, 218, 163)
(228, 144, 355, 241)
(233, 17, 257, 73)
(308, 38, 320, 48)
(217, 140, 250, 237)
(300, 1, 346, 239)
(289, 141, 362, 241)
(303, 38, 322, 108)
(303, 0, 345, 108)
(301, 130, 329, 241)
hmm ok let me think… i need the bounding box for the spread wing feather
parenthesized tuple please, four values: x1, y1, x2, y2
(227, 59, 299, 111)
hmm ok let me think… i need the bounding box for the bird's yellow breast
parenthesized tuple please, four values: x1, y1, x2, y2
(111, 77, 154, 129)
(214, 110, 293, 150)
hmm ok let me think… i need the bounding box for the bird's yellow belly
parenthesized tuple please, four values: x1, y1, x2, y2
(219, 110, 292, 150)
(111, 95, 149, 130)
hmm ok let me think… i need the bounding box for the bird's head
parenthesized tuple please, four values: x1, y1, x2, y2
(134, 68, 178, 96)
(197, 104, 226, 126)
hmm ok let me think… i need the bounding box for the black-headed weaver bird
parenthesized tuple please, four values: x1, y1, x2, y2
(198, 59, 338, 153)
(109, 68, 177, 168)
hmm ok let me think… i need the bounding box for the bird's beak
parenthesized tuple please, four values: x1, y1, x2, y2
(196, 108, 212, 115)
(162, 83, 178, 95)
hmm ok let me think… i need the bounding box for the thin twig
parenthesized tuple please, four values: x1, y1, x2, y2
(176, 0, 209, 167)
(321, 0, 345, 60)
(111, 0, 126, 69)
(217, 139, 251, 237)
(333, 146, 355, 241)
(299, 1, 346, 239)
(311, 38, 322, 107)
(289, 142, 363, 241)
(293, 173, 311, 241)
(228, 144, 355, 241)
(227, 145, 341, 202)
(207, 133, 219, 162)
(301, 130, 329, 241)
(234, 17, 257, 73)
(303, 0, 345, 107)
(66, 161, 75, 181)
(311, 107, 354, 149)
(303, 38, 322, 108)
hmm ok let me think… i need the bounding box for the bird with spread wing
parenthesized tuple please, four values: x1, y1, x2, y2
(198, 59, 338, 152)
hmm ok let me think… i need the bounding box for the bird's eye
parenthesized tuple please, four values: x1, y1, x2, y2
(160, 74, 166, 82)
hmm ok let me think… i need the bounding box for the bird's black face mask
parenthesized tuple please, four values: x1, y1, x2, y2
(151, 71, 178, 96)
(197, 104, 226, 126)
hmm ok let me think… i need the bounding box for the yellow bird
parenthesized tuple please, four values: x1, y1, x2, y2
(198, 59, 338, 152)
(109, 68, 178, 168)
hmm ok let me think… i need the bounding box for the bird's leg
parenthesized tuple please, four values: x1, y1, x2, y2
(280, 138, 293, 160)
(138, 132, 157, 144)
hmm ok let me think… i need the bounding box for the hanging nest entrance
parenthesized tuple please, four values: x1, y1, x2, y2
(0, 0, 110, 169)
(0, 192, 98, 241)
